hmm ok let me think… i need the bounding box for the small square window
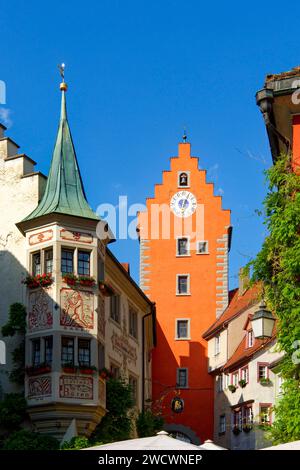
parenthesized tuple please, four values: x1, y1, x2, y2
(177, 238, 189, 256)
(178, 172, 190, 187)
(258, 364, 268, 380)
(177, 275, 189, 295)
(176, 319, 190, 339)
(177, 368, 188, 388)
(197, 241, 208, 254)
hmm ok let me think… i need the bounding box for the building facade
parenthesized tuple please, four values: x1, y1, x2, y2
(138, 141, 231, 443)
(203, 279, 283, 450)
(0, 80, 155, 440)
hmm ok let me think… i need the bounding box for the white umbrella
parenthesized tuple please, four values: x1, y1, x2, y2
(84, 431, 202, 450)
(198, 439, 227, 450)
(261, 440, 300, 450)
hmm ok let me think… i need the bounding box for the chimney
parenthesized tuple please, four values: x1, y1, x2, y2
(239, 266, 250, 296)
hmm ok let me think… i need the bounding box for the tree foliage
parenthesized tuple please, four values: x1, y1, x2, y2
(1, 303, 27, 337)
(250, 153, 300, 443)
(90, 378, 134, 444)
(61, 436, 91, 450)
(136, 410, 164, 438)
(2, 429, 59, 450)
(0, 393, 27, 431)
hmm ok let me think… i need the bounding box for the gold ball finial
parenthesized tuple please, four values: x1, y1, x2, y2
(60, 82, 68, 91)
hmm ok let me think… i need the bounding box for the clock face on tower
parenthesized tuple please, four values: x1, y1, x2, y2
(170, 191, 197, 218)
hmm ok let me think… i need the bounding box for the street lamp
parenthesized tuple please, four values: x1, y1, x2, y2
(251, 301, 275, 339)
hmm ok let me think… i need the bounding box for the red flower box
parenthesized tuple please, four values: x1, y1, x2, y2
(23, 274, 53, 289)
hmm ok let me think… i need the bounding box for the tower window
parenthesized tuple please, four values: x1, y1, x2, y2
(196, 241, 208, 254)
(61, 249, 74, 274)
(78, 251, 90, 276)
(176, 275, 190, 295)
(176, 319, 190, 339)
(176, 368, 188, 388)
(177, 238, 189, 256)
(178, 172, 189, 187)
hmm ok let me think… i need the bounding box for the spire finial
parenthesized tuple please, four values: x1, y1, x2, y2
(58, 63, 67, 91)
(182, 128, 187, 143)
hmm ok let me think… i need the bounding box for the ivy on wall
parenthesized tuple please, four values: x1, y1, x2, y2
(250, 153, 300, 443)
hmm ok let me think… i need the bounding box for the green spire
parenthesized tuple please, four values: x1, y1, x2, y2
(23, 79, 99, 223)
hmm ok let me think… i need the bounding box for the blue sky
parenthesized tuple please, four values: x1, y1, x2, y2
(1, 0, 298, 288)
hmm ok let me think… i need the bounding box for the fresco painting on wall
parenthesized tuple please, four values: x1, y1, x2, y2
(28, 376, 51, 399)
(59, 375, 93, 399)
(28, 289, 53, 331)
(60, 288, 94, 330)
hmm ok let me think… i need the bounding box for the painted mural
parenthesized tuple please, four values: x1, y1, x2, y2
(60, 229, 93, 244)
(29, 229, 53, 246)
(59, 375, 93, 399)
(60, 288, 94, 330)
(28, 376, 51, 399)
(28, 288, 53, 331)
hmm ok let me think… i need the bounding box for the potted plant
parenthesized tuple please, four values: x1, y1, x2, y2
(78, 275, 96, 288)
(99, 280, 115, 297)
(242, 423, 252, 433)
(260, 377, 272, 386)
(62, 362, 77, 374)
(23, 273, 53, 289)
(99, 367, 112, 380)
(232, 426, 241, 435)
(228, 384, 237, 393)
(78, 364, 97, 375)
(62, 273, 78, 286)
(25, 362, 51, 376)
(238, 379, 247, 388)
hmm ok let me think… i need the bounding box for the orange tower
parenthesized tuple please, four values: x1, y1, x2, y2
(138, 140, 231, 444)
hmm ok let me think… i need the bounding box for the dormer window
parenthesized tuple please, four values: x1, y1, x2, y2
(178, 171, 190, 188)
(247, 330, 254, 348)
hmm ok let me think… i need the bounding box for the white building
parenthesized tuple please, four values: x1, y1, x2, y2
(203, 278, 283, 450)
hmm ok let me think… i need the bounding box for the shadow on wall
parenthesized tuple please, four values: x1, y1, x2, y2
(0, 249, 98, 408)
(152, 321, 213, 445)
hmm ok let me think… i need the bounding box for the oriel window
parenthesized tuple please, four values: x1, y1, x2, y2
(44, 336, 53, 364)
(78, 251, 90, 276)
(32, 339, 41, 366)
(78, 339, 91, 366)
(32, 252, 41, 276)
(61, 337, 74, 364)
(45, 249, 53, 274)
(61, 249, 74, 274)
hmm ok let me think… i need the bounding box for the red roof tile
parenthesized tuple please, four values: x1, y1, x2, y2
(203, 284, 261, 339)
(223, 330, 276, 372)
